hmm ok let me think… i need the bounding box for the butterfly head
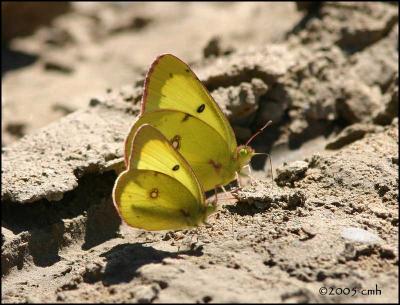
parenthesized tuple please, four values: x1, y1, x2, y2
(236, 145, 255, 169)
(236, 121, 272, 171)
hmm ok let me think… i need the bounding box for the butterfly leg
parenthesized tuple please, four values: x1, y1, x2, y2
(177, 230, 192, 252)
(246, 164, 253, 175)
(244, 164, 254, 185)
(236, 171, 242, 188)
(220, 185, 228, 194)
(213, 186, 219, 205)
(236, 166, 253, 187)
(247, 164, 254, 184)
(188, 229, 195, 246)
(177, 233, 182, 252)
(185, 228, 200, 251)
(192, 227, 199, 248)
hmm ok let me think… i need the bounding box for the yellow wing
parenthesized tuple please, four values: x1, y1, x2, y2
(114, 170, 206, 230)
(113, 124, 214, 231)
(128, 123, 203, 202)
(141, 54, 237, 154)
(125, 111, 236, 191)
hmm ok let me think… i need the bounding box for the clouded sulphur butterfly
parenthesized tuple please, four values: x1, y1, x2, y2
(125, 54, 259, 192)
(113, 124, 215, 231)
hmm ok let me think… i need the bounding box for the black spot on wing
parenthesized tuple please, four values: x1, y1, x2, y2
(197, 104, 205, 113)
(172, 165, 180, 171)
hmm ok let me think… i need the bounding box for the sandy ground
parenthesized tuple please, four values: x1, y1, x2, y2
(1, 2, 398, 303)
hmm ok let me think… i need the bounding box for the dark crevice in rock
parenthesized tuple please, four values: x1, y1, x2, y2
(2, 171, 121, 274)
(287, 3, 323, 38)
(204, 69, 281, 92)
(2, 171, 118, 233)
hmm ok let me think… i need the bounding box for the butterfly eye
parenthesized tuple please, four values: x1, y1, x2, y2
(239, 149, 248, 156)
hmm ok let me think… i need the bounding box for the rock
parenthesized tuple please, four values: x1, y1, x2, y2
(295, 2, 322, 12)
(237, 180, 305, 211)
(203, 36, 235, 58)
(287, 190, 306, 209)
(374, 73, 399, 125)
(288, 118, 309, 137)
(1, 96, 137, 204)
(4, 122, 27, 141)
(107, 16, 152, 34)
(129, 284, 159, 303)
(341, 227, 383, 244)
(349, 26, 398, 89)
(281, 288, 317, 303)
(211, 78, 268, 124)
(374, 182, 391, 197)
(320, 124, 398, 195)
(379, 245, 397, 260)
(290, 2, 398, 52)
(198, 45, 296, 90)
(42, 53, 75, 74)
(83, 262, 104, 283)
(336, 79, 382, 124)
(334, 2, 398, 51)
(325, 123, 379, 150)
(1, 230, 30, 276)
(370, 206, 390, 219)
(270, 45, 346, 146)
(301, 224, 318, 238)
(2, 2, 71, 42)
(275, 161, 308, 186)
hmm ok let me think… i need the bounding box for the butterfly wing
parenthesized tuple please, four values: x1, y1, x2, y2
(125, 110, 236, 191)
(142, 54, 237, 154)
(113, 124, 213, 231)
(114, 170, 205, 230)
(126, 54, 240, 190)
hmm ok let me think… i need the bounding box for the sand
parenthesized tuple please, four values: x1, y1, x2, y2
(2, 2, 398, 303)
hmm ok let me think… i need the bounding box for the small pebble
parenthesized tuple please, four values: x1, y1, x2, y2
(341, 227, 382, 244)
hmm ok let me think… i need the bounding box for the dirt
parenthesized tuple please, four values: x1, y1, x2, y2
(1, 2, 398, 303)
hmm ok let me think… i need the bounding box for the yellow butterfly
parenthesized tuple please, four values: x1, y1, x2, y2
(113, 124, 216, 231)
(125, 54, 266, 192)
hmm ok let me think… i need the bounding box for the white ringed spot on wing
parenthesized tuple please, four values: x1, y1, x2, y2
(149, 188, 159, 199)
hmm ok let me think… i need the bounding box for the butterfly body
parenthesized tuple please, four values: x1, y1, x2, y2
(126, 54, 255, 191)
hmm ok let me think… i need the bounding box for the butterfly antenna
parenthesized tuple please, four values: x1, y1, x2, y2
(245, 120, 273, 146)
